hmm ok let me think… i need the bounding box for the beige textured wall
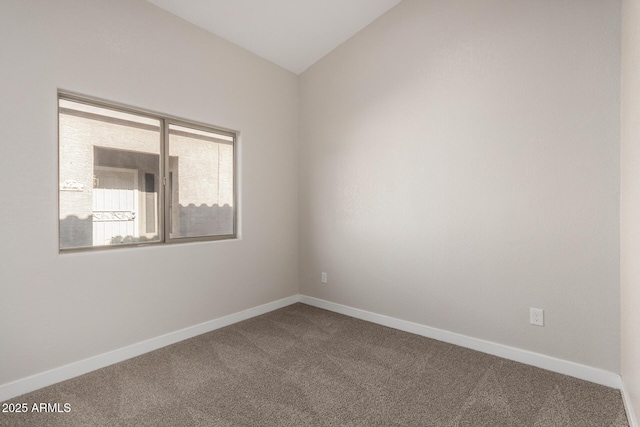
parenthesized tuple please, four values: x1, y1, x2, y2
(299, 0, 621, 372)
(621, 0, 640, 421)
(0, 0, 298, 386)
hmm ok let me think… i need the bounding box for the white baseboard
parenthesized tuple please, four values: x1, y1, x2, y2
(1, 294, 625, 405)
(622, 381, 639, 427)
(0, 295, 300, 402)
(299, 295, 622, 390)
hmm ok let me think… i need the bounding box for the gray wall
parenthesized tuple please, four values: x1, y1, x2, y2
(0, 0, 628, 397)
(299, 0, 621, 373)
(621, 0, 640, 420)
(0, 0, 299, 386)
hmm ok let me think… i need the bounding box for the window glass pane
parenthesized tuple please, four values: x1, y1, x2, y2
(59, 98, 162, 249)
(168, 123, 235, 239)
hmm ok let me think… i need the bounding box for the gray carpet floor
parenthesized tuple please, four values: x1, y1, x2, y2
(0, 303, 629, 426)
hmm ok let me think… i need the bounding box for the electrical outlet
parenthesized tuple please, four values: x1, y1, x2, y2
(530, 308, 544, 326)
(321, 272, 327, 284)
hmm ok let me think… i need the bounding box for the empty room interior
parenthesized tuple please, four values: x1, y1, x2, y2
(1, 0, 639, 425)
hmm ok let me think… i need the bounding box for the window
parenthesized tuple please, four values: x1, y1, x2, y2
(58, 93, 236, 251)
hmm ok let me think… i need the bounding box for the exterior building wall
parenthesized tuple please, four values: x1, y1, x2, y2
(169, 133, 234, 238)
(59, 110, 161, 248)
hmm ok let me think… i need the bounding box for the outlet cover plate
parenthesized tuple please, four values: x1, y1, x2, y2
(530, 308, 544, 326)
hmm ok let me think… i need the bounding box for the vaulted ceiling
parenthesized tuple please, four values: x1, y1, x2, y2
(146, 0, 402, 74)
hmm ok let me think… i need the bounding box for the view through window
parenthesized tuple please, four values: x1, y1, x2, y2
(59, 95, 236, 251)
